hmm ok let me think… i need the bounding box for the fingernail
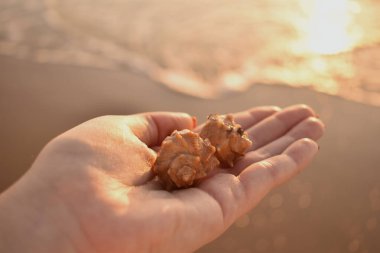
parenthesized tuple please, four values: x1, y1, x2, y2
(192, 116, 197, 128)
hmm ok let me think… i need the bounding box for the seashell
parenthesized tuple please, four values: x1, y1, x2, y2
(200, 114, 252, 167)
(153, 129, 220, 190)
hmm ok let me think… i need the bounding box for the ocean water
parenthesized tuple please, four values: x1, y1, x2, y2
(0, 0, 379, 106)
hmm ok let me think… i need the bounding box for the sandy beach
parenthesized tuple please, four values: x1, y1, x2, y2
(1, 55, 379, 252)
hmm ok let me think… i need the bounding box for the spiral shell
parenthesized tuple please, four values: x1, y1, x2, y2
(200, 114, 252, 167)
(152, 129, 220, 190)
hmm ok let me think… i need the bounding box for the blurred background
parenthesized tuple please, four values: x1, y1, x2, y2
(0, 0, 379, 252)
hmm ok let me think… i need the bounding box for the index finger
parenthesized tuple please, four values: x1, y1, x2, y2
(127, 112, 196, 147)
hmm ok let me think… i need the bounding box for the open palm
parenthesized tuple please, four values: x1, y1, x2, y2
(1, 105, 324, 253)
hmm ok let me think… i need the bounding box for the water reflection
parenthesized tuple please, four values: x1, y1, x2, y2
(295, 0, 361, 55)
(1, 0, 379, 105)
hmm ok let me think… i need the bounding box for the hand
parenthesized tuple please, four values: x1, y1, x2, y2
(0, 105, 324, 253)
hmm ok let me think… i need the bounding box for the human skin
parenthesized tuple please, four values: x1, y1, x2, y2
(0, 104, 324, 253)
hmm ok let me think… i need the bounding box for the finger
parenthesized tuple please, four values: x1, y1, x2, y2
(233, 116, 324, 173)
(255, 116, 324, 159)
(247, 104, 316, 151)
(127, 112, 196, 147)
(197, 138, 318, 226)
(232, 106, 281, 129)
(195, 106, 280, 132)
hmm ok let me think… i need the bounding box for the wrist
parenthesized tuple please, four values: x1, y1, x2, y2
(0, 170, 88, 253)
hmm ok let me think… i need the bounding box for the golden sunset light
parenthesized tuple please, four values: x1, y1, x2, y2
(1, 1, 380, 251)
(296, 0, 362, 55)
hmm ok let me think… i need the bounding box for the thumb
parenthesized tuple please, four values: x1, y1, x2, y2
(127, 112, 196, 147)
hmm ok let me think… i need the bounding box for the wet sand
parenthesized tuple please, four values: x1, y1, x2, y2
(1, 55, 380, 252)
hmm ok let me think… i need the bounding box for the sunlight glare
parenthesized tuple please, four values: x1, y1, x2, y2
(299, 0, 360, 55)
